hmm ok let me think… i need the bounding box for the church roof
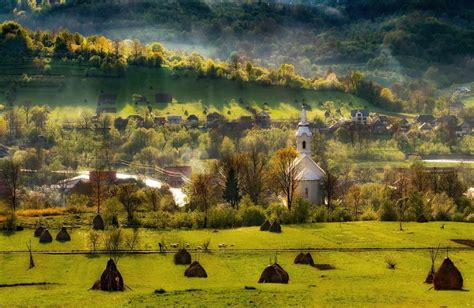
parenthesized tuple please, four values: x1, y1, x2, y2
(294, 154, 325, 181)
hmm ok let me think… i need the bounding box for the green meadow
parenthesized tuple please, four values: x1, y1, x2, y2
(0, 222, 472, 307)
(0, 63, 371, 120)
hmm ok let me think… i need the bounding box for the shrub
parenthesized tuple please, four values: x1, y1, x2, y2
(142, 211, 172, 228)
(239, 205, 266, 226)
(4, 212, 17, 231)
(329, 207, 353, 222)
(360, 207, 378, 221)
(104, 197, 122, 226)
(208, 206, 241, 229)
(466, 213, 474, 223)
(290, 198, 311, 224)
(266, 203, 291, 223)
(379, 200, 398, 221)
(311, 206, 329, 222)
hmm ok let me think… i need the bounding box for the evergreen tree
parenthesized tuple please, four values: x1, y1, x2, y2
(223, 167, 241, 209)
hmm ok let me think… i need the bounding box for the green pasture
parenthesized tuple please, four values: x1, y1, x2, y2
(1, 221, 472, 251)
(0, 63, 370, 120)
(0, 222, 472, 306)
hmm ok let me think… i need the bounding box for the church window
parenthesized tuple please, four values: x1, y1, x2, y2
(302, 141, 306, 149)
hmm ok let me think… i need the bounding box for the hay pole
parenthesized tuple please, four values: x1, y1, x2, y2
(26, 240, 34, 269)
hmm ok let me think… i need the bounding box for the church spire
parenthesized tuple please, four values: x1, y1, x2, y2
(299, 106, 309, 126)
(295, 106, 312, 155)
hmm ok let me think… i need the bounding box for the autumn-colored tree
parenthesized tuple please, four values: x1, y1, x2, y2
(269, 147, 300, 210)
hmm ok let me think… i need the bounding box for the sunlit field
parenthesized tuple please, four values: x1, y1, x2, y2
(0, 222, 472, 306)
(0, 63, 372, 121)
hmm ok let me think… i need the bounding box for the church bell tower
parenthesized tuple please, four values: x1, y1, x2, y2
(295, 107, 312, 155)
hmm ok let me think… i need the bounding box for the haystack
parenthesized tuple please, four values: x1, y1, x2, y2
(34, 226, 44, 237)
(258, 263, 289, 284)
(260, 220, 271, 231)
(39, 229, 53, 243)
(92, 215, 105, 230)
(433, 257, 463, 290)
(174, 249, 192, 265)
(92, 259, 124, 291)
(56, 227, 71, 242)
(294, 252, 314, 266)
(184, 261, 208, 278)
(269, 222, 281, 233)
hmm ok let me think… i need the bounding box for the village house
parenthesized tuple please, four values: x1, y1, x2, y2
(167, 115, 183, 125)
(397, 118, 411, 132)
(187, 114, 199, 127)
(293, 107, 325, 204)
(455, 120, 473, 136)
(351, 109, 369, 125)
(369, 114, 390, 133)
(207, 112, 224, 128)
(154, 116, 167, 126)
(414, 114, 435, 124)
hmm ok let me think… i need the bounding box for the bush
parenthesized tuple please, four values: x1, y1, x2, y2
(3, 212, 17, 231)
(466, 213, 474, 223)
(239, 205, 266, 226)
(311, 206, 329, 222)
(208, 206, 241, 229)
(266, 203, 291, 223)
(290, 198, 311, 224)
(361, 207, 378, 221)
(329, 207, 353, 222)
(142, 211, 172, 228)
(379, 200, 398, 221)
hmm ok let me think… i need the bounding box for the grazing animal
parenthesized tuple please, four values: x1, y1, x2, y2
(196, 246, 203, 250)
(441, 224, 445, 230)
(170, 243, 179, 248)
(218, 243, 227, 248)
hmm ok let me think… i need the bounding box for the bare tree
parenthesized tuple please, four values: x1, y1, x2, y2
(0, 158, 21, 212)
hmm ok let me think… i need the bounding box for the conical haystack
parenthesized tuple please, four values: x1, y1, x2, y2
(56, 227, 71, 242)
(92, 215, 105, 230)
(34, 226, 44, 237)
(174, 249, 192, 265)
(260, 220, 271, 231)
(294, 252, 314, 266)
(258, 263, 289, 284)
(39, 229, 53, 243)
(92, 259, 124, 291)
(269, 222, 281, 233)
(184, 261, 208, 278)
(433, 257, 463, 290)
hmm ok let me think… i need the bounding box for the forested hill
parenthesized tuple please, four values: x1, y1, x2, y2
(1, 0, 473, 111)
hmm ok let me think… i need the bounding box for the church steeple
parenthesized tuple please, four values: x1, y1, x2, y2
(295, 106, 312, 155)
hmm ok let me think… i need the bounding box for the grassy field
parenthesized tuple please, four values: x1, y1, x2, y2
(0, 222, 472, 306)
(0, 62, 373, 120)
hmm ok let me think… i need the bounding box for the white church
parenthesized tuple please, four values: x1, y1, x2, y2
(293, 107, 325, 204)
